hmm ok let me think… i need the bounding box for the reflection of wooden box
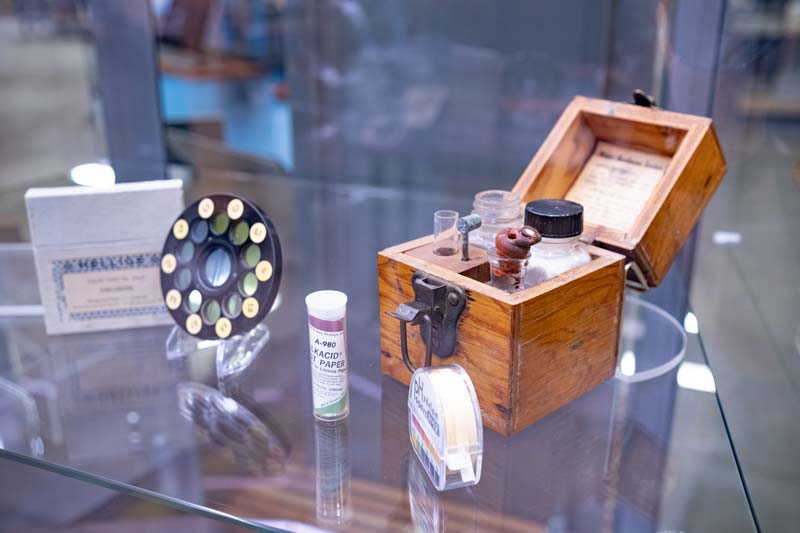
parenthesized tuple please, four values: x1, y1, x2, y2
(378, 96, 726, 436)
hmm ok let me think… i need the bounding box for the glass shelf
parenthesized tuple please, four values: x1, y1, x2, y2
(0, 173, 756, 532)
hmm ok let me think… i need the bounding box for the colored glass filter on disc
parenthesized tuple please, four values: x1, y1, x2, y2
(160, 194, 282, 340)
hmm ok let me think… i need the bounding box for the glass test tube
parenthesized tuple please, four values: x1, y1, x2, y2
(433, 210, 459, 256)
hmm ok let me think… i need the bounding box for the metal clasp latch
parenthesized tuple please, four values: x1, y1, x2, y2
(387, 272, 467, 373)
(624, 261, 651, 292)
(632, 89, 658, 108)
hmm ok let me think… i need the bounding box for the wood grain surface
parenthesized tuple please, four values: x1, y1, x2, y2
(377, 95, 724, 435)
(512, 249, 624, 432)
(513, 95, 726, 287)
(378, 244, 624, 435)
(379, 251, 515, 433)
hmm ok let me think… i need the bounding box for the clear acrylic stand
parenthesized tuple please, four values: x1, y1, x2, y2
(614, 294, 687, 383)
(165, 321, 271, 382)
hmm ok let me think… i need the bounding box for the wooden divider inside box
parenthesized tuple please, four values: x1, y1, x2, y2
(403, 240, 489, 281)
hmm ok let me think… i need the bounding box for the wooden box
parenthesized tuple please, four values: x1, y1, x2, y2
(378, 96, 726, 435)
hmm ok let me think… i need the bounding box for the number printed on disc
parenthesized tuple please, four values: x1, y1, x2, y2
(165, 289, 181, 310)
(173, 219, 189, 239)
(243, 297, 259, 318)
(215, 317, 232, 338)
(227, 199, 244, 220)
(198, 198, 214, 219)
(186, 314, 202, 335)
(256, 260, 273, 281)
(250, 222, 266, 244)
(161, 254, 176, 274)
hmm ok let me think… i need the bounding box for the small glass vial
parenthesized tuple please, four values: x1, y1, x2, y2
(433, 210, 459, 256)
(470, 190, 523, 249)
(524, 199, 591, 287)
(487, 246, 529, 292)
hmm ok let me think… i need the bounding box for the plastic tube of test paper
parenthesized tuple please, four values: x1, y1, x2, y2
(306, 291, 350, 420)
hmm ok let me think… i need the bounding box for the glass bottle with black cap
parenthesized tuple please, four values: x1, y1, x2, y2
(523, 199, 591, 287)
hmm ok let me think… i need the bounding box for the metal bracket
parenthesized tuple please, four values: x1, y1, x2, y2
(624, 261, 651, 292)
(632, 89, 658, 108)
(387, 271, 467, 372)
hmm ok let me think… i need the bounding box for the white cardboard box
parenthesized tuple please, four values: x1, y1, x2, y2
(25, 180, 184, 334)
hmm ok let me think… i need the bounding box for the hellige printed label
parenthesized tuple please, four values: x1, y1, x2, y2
(49, 252, 167, 324)
(308, 316, 348, 415)
(63, 267, 163, 314)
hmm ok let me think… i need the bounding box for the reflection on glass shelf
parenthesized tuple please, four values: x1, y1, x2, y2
(712, 231, 742, 246)
(0, 377, 43, 457)
(796, 323, 800, 357)
(178, 382, 289, 476)
(408, 454, 442, 532)
(677, 361, 717, 394)
(314, 418, 351, 528)
(683, 311, 699, 334)
(40, 327, 191, 465)
(619, 349, 637, 377)
(0, 244, 42, 314)
(0, 300, 753, 532)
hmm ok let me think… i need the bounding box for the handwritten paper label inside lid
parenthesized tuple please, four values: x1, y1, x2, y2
(565, 142, 671, 234)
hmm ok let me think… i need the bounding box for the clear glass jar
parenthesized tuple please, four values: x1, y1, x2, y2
(524, 236, 591, 286)
(487, 246, 529, 292)
(523, 199, 591, 287)
(470, 190, 523, 249)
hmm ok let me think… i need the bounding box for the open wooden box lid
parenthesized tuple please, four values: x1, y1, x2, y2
(512, 96, 726, 288)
